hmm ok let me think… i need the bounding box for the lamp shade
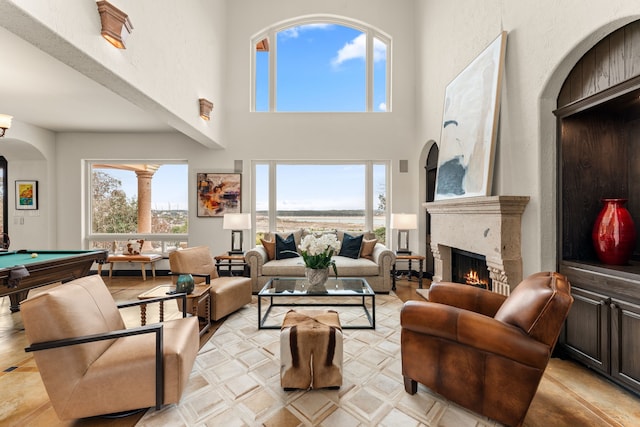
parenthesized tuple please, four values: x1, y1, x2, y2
(391, 213, 417, 230)
(223, 213, 251, 230)
(0, 114, 12, 129)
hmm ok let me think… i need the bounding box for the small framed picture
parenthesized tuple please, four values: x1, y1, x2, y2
(196, 173, 241, 217)
(15, 180, 38, 210)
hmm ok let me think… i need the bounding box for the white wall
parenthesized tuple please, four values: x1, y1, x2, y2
(414, 0, 640, 278)
(224, 0, 419, 248)
(1, 0, 227, 148)
(0, 120, 56, 249)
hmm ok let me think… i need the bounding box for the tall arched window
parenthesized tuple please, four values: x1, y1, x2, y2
(252, 16, 391, 112)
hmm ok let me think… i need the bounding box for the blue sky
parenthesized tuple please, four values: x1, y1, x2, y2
(256, 23, 387, 112)
(99, 165, 188, 210)
(255, 164, 386, 211)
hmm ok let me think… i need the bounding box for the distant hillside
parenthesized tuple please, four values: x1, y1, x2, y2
(256, 210, 368, 217)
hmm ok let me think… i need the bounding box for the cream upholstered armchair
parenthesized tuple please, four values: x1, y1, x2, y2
(169, 246, 252, 321)
(21, 275, 199, 420)
(401, 272, 573, 427)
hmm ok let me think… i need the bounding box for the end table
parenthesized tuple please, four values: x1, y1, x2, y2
(392, 254, 426, 290)
(137, 284, 212, 336)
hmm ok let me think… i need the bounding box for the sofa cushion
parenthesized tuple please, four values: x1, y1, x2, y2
(360, 238, 377, 260)
(261, 238, 276, 260)
(276, 234, 298, 260)
(339, 233, 363, 259)
(336, 230, 375, 242)
(267, 229, 304, 253)
(333, 256, 379, 276)
(262, 257, 305, 276)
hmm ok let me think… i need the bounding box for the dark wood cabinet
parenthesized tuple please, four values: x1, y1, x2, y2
(555, 20, 640, 397)
(559, 263, 640, 395)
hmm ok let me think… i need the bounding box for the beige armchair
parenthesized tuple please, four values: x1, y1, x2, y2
(21, 275, 199, 420)
(401, 272, 573, 427)
(169, 246, 252, 320)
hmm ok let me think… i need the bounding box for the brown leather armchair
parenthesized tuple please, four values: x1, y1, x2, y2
(169, 246, 252, 320)
(21, 275, 199, 420)
(401, 272, 573, 427)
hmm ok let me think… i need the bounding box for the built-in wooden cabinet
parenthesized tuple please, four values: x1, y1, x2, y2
(556, 20, 640, 396)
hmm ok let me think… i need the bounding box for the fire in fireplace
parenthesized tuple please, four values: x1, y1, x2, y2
(451, 248, 490, 290)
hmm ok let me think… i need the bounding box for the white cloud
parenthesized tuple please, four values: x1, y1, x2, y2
(280, 23, 333, 40)
(378, 102, 387, 112)
(332, 35, 387, 68)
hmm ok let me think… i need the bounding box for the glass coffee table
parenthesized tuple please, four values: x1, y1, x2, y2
(258, 277, 375, 329)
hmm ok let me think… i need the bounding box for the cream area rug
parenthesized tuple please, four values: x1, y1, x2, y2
(137, 293, 498, 426)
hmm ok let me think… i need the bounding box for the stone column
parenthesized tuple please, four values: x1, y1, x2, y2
(136, 170, 155, 250)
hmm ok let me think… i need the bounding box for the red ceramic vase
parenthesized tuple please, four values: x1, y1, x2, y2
(592, 198, 637, 265)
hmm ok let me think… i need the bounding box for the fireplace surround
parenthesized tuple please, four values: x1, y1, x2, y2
(423, 195, 530, 295)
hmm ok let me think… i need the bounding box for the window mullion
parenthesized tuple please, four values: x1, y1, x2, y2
(269, 30, 276, 112)
(366, 31, 373, 112)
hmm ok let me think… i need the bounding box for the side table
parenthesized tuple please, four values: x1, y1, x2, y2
(137, 284, 212, 336)
(214, 253, 249, 277)
(392, 254, 426, 290)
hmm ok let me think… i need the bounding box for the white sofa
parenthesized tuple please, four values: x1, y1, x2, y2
(245, 229, 396, 293)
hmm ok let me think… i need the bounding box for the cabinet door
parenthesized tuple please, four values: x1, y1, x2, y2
(561, 286, 610, 374)
(610, 299, 640, 393)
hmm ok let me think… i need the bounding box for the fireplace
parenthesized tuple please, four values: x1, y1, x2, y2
(424, 196, 529, 295)
(451, 248, 490, 290)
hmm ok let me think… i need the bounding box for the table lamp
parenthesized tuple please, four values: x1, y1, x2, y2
(391, 213, 417, 254)
(223, 213, 251, 254)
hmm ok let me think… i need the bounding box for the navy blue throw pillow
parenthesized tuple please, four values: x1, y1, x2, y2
(275, 233, 298, 259)
(339, 233, 363, 259)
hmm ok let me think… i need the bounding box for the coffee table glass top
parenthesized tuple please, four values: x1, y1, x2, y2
(258, 277, 375, 329)
(259, 277, 374, 296)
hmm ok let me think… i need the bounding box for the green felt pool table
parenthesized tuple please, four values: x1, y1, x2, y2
(0, 249, 108, 312)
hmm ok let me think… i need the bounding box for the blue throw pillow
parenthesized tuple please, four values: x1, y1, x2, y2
(276, 233, 298, 259)
(339, 233, 363, 259)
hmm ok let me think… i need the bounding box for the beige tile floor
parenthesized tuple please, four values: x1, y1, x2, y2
(1, 276, 639, 426)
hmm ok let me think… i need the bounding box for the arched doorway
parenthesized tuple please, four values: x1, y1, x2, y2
(424, 143, 438, 277)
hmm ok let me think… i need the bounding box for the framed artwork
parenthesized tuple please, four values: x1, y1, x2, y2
(16, 180, 38, 210)
(196, 173, 241, 217)
(434, 31, 507, 200)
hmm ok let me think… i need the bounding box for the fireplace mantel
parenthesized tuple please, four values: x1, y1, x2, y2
(423, 195, 530, 295)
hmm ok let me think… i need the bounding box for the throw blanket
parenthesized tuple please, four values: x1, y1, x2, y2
(280, 310, 343, 389)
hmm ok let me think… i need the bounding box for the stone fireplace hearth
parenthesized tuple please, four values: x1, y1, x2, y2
(423, 196, 530, 295)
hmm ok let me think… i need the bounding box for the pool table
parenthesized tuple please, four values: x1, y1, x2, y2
(0, 249, 108, 312)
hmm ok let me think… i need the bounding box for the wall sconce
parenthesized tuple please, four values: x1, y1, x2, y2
(199, 98, 213, 120)
(223, 213, 251, 254)
(0, 114, 12, 138)
(391, 213, 417, 254)
(96, 1, 133, 49)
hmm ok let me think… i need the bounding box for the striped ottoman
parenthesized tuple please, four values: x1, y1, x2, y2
(280, 309, 343, 389)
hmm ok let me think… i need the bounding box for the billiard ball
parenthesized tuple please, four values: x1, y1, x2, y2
(31, 253, 38, 258)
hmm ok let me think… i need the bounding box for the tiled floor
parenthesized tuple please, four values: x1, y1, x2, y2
(1, 276, 640, 426)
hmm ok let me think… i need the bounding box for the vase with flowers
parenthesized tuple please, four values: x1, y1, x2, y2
(293, 233, 341, 291)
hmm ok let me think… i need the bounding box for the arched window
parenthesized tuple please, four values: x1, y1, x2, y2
(252, 16, 390, 112)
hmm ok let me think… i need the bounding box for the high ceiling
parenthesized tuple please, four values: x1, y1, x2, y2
(0, 25, 172, 134)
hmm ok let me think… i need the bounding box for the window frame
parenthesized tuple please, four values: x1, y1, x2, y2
(251, 160, 390, 241)
(250, 15, 392, 113)
(84, 159, 189, 254)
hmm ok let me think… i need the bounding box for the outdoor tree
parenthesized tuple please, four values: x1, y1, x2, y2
(92, 171, 138, 233)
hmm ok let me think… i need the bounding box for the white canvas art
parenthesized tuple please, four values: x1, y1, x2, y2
(434, 32, 507, 200)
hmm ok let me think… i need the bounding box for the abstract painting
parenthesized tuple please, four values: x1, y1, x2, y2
(196, 173, 241, 217)
(15, 180, 38, 210)
(434, 32, 507, 200)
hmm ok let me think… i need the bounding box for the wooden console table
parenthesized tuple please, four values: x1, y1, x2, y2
(98, 253, 163, 280)
(392, 254, 426, 290)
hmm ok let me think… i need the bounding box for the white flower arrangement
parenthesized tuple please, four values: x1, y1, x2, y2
(297, 233, 341, 277)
